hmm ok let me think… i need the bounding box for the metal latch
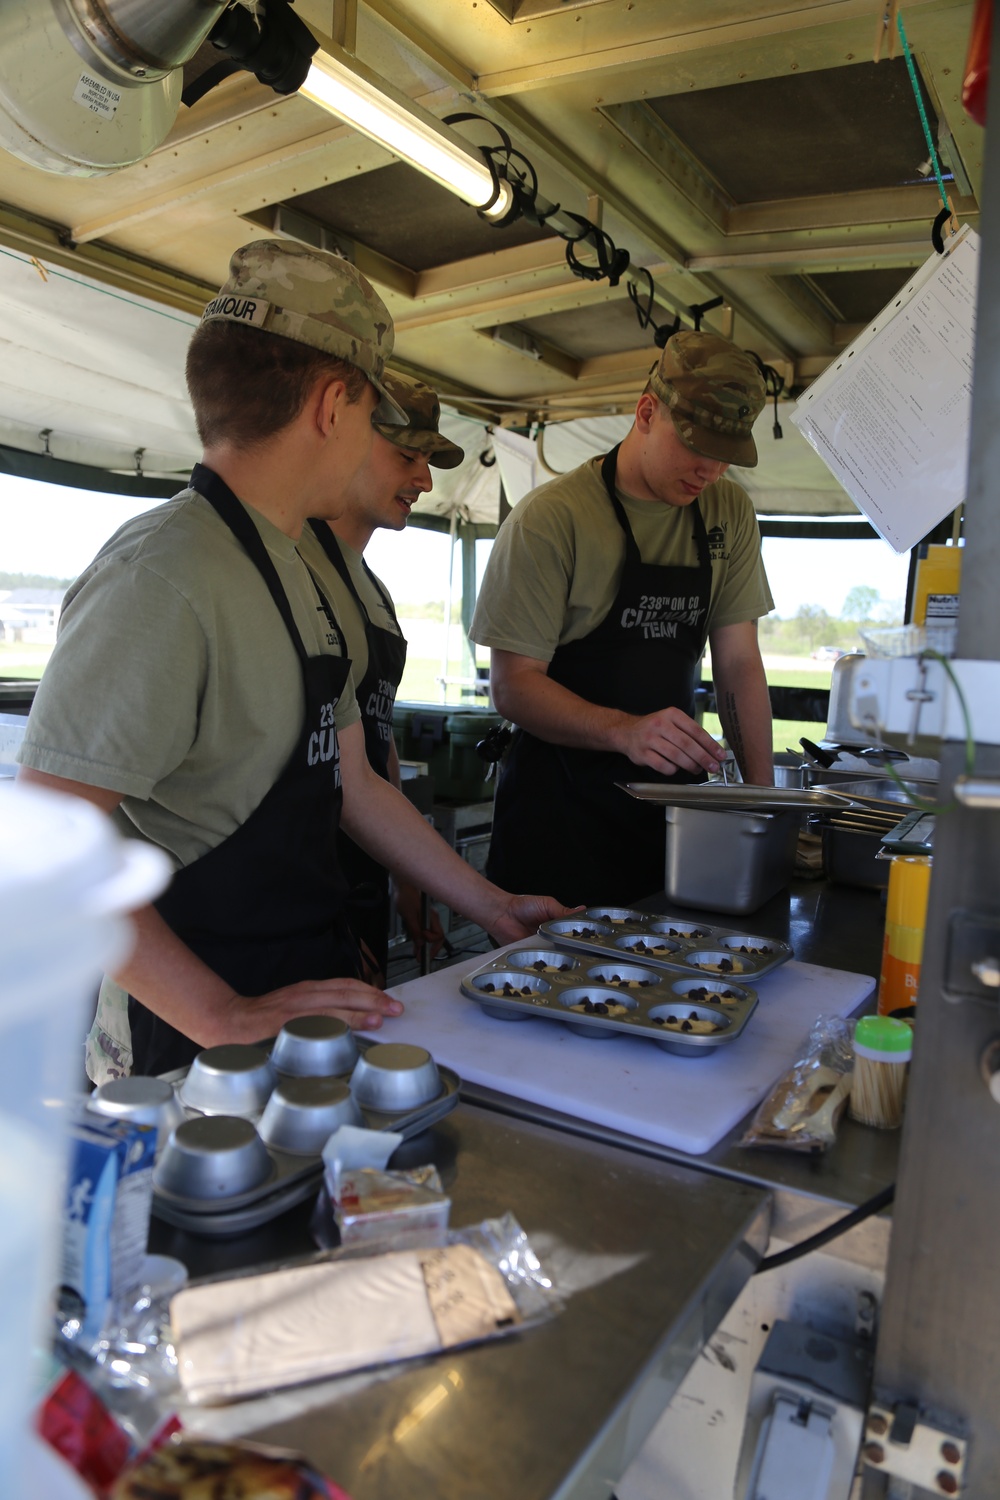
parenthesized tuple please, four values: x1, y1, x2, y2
(862, 1401, 966, 1494)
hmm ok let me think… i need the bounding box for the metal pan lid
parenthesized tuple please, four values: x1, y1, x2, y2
(617, 782, 858, 811)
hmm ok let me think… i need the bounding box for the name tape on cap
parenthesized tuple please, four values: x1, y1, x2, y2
(202, 295, 271, 328)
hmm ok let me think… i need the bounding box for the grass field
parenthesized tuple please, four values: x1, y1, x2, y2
(0, 643, 50, 679)
(3, 639, 832, 753)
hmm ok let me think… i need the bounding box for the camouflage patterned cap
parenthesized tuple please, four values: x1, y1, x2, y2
(648, 330, 767, 467)
(201, 239, 406, 424)
(371, 371, 465, 469)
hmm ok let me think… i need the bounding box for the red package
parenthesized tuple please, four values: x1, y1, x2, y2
(36, 1369, 132, 1493)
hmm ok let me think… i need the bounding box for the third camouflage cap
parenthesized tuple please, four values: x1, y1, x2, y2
(372, 371, 465, 469)
(649, 330, 766, 467)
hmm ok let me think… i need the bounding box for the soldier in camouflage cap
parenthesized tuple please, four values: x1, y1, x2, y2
(301, 366, 462, 980)
(373, 370, 465, 468)
(648, 330, 767, 467)
(21, 237, 574, 1083)
(470, 326, 775, 906)
(202, 238, 406, 425)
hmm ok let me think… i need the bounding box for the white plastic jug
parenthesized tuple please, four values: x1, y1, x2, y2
(0, 784, 168, 1494)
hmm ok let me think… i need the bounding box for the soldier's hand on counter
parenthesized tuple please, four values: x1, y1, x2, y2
(487, 894, 583, 946)
(611, 705, 723, 778)
(221, 977, 404, 1042)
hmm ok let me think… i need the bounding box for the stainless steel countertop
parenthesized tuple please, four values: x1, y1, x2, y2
(464, 877, 900, 1210)
(151, 1105, 770, 1500)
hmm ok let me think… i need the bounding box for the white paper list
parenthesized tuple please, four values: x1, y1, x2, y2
(792, 231, 978, 553)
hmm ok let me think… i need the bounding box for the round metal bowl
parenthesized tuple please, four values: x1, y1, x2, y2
(178, 1044, 276, 1118)
(718, 934, 774, 959)
(584, 906, 645, 926)
(257, 1076, 362, 1155)
(668, 977, 750, 1007)
(545, 918, 614, 941)
(646, 919, 710, 940)
(504, 949, 576, 975)
(469, 970, 551, 999)
(270, 1015, 359, 1078)
(684, 948, 749, 976)
(585, 962, 659, 989)
(88, 1075, 184, 1152)
(647, 1002, 732, 1053)
(614, 932, 681, 959)
(154, 1115, 273, 1201)
(349, 1043, 441, 1112)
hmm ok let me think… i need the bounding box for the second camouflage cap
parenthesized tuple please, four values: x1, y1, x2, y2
(649, 330, 767, 467)
(372, 371, 465, 469)
(201, 239, 406, 424)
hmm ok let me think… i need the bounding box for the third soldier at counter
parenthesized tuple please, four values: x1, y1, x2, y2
(470, 331, 776, 908)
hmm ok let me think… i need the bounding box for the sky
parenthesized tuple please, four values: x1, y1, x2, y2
(0, 471, 911, 620)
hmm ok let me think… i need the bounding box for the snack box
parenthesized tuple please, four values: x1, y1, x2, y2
(461, 942, 759, 1056)
(537, 907, 792, 980)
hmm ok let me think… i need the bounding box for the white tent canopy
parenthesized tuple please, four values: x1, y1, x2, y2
(0, 248, 858, 521)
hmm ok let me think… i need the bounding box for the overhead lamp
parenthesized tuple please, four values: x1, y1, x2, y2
(300, 48, 514, 221)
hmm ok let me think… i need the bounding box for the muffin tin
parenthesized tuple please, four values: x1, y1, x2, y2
(537, 908, 792, 981)
(461, 944, 759, 1056)
(149, 1022, 459, 1236)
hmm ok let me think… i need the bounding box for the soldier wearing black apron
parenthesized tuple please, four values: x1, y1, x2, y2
(300, 369, 465, 977)
(308, 519, 407, 980)
(475, 330, 773, 912)
(486, 445, 713, 908)
(130, 467, 363, 1075)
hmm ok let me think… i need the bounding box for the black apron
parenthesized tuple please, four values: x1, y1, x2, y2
(129, 466, 360, 1076)
(309, 521, 408, 978)
(486, 446, 714, 907)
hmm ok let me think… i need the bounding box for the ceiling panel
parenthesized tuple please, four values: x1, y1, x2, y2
(647, 58, 946, 204)
(807, 266, 915, 324)
(517, 295, 657, 361)
(292, 162, 555, 272)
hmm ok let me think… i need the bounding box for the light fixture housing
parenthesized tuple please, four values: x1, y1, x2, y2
(300, 47, 513, 220)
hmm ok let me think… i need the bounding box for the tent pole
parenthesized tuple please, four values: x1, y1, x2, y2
(440, 508, 458, 704)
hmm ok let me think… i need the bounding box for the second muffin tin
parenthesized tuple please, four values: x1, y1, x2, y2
(537, 907, 792, 980)
(461, 944, 759, 1055)
(151, 1025, 459, 1236)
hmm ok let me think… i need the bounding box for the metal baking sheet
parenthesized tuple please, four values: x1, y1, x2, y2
(461, 943, 758, 1056)
(537, 909, 793, 981)
(152, 1038, 460, 1237)
(618, 782, 857, 811)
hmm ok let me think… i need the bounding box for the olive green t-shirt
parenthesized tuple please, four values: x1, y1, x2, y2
(297, 525, 403, 691)
(470, 456, 773, 660)
(19, 486, 361, 871)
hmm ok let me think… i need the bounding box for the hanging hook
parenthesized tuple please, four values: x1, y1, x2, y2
(133, 447, 145, 477)
(39, 428, 52, 457)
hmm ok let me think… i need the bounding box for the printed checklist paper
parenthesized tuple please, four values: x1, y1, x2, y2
(792, 229, 978, 553)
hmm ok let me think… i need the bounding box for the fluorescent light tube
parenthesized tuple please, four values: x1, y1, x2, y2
(301, 50, 512, 219)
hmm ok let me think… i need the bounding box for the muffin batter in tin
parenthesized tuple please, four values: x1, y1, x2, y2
(462, 945, 758, 1054)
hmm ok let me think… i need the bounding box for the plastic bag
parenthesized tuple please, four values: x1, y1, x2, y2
(740, 1015, 854, 1153)
(171, 1213, 561, 1404)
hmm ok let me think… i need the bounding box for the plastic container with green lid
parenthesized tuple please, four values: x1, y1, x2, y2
(851, 1015, 912, 1128)
(853, 1015, 914, 1062)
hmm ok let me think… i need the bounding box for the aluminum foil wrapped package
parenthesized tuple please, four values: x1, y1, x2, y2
(740, 1015, 854, 1153)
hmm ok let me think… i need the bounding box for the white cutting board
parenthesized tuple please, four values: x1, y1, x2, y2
(387, 946, 874, 1156)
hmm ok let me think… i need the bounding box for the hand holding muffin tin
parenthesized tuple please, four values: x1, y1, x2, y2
(461, 944, 759, 1056)
(148, 1018, 459, 1236)
(537, 908, 792, 981)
